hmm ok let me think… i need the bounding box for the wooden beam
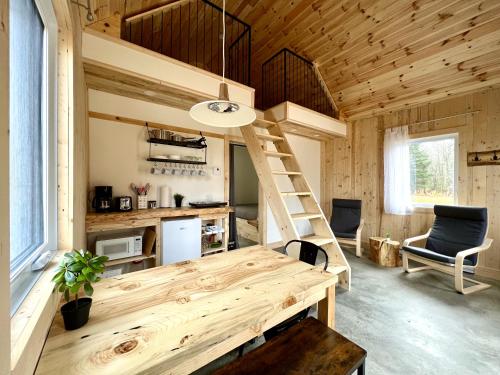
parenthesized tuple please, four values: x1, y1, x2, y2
(88, 111, 225, 139)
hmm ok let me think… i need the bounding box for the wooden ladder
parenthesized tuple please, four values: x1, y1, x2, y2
(241, 120, 351, 289)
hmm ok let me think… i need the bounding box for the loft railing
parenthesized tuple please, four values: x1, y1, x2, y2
(121, 0, 251, 86)
(261, 48, 337, 118)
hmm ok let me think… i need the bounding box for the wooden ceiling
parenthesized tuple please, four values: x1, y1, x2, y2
(81, 0, 500, 120)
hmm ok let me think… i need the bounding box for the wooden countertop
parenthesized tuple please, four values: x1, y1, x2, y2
(86, 206, 233, 232)
(35, 246, 337, 375)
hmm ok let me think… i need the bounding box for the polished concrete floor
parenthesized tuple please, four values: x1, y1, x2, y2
(196, 251, 500, 374)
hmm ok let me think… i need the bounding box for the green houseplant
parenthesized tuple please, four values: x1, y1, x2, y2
(52, 250, 108, 330)
(174, 193, 184, 208)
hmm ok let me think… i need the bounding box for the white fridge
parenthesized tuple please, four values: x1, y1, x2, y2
(161, 217, 202, 265)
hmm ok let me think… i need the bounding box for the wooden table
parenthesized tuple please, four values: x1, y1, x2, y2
(369, 237, 402, 267)
(36, 246, 338, 375)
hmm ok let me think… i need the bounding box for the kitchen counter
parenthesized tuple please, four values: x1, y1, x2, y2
(86, 206, 233, 233)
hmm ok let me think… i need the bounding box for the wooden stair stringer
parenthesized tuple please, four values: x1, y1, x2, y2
(241, 122, 351, 290)
(240, 125, 300, 243)
(267, 123, 351, 289)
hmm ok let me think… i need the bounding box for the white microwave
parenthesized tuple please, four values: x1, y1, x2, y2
(96, 235, 142, 260)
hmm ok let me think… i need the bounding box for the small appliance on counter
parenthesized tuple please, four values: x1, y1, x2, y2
(115, 196, 133, 212)
(93, 186, 113, 213)
(96, 234, 142, 261)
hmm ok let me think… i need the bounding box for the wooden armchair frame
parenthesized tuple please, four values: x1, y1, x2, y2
(402, 229, 493, 295)
(336, 219, 365, 257)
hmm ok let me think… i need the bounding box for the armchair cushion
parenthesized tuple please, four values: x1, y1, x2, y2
(334, 231, 357, 239)
(330, 199, 362, 236)
(425, 205, 487, 266)
(402, 245, 475, 266)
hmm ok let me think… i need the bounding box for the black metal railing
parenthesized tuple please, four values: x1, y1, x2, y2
(121, 0, 251, 86)
(261, 48, 336, 117)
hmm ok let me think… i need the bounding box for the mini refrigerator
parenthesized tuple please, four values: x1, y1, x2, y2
(161, 217, 201, 265)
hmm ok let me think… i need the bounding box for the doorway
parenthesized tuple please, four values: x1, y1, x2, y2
(229, 144, 259, 249)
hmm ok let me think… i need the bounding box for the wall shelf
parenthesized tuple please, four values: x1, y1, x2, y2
(105, 254, 156, 267)
(147, 129, 208, 164)
(147, 138, 207, 149)
(202, 247, 226, 256)
(147, 157, 207, 165)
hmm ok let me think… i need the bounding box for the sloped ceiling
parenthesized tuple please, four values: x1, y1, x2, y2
(82, 0, 500, 119)
(217, 0, 500, 119)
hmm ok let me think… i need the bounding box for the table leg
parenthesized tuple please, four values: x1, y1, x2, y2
(358, 361, 365, 375)
(317, 285, 335, 329)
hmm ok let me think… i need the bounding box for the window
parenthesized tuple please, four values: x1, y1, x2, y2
(409, 134, 458, 207)
(9, 0, 57, 315)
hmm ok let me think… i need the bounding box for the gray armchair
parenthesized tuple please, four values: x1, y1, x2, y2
(401, 205, 492, 295)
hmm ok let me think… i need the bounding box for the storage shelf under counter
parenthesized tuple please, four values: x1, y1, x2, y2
(86, 206, 233, 270)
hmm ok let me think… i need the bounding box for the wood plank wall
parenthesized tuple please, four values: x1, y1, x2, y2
(72, 3, 89, 249)
(329, 87, 500, 280)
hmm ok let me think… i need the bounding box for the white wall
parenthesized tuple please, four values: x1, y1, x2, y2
(266, 135, 322, 243)
(88, 90, 228, 207)
(233, 145, 258, 205)
(88, 90, 323, 243)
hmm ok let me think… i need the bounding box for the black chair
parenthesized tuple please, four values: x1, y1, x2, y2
(401, 205, 492, 294)
(263, 240, 329, 341)
(330, 199, 364, 257)
(238, 240, 329, 356)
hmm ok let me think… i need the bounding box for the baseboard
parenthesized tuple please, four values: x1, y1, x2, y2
(476, 266, 500, 281)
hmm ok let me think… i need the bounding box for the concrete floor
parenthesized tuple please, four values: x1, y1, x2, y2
(195, 251, 500, 374)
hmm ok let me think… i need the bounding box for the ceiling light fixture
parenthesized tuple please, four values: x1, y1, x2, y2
(189, 0, 256, 128)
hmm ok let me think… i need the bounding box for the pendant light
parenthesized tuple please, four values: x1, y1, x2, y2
(189, 0, 256, 128)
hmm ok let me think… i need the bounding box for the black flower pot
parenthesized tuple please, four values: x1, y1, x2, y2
(174, 197, 183, 208)
(61, 297, 92, 330)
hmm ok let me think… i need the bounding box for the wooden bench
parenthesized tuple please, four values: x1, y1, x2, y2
(214, 317, 367, 375)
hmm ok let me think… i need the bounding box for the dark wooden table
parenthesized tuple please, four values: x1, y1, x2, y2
(214, 317, 367, 375)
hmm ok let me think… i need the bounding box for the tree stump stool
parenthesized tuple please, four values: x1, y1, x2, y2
(369, 237, 402, 267)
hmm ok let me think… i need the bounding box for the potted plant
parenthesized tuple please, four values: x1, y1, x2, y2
(52, 250, 108, 330)
(173, 193, 184, 208)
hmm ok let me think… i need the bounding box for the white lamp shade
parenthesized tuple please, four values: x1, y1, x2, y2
(189, 100, 256, 128)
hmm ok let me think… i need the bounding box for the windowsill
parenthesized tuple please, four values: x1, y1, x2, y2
(10, 249, 66, 373)
(412, 206, 435, 214)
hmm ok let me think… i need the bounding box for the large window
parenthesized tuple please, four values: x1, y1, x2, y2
(409, 134, 457, 207)
(9, 0, 57, 315)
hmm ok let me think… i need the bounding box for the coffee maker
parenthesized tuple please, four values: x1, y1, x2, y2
(93, 186, 113, 213)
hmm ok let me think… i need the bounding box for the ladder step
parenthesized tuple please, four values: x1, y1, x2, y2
(291, 213, 323, 220)
(256, 134, 285, 142)
(264, 151, 293, 158)
(253, 119, 276, 129)
(302, 235, 334, 247)
(272, 170, 302, 176)
(326, 264, 348, 275)
(281, 191, 312, 196)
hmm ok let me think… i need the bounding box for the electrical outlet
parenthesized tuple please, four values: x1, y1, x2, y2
(213, 167, 222, 176)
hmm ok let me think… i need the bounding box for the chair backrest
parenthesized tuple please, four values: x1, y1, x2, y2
(426, 205, 488, 265)
(330, 199, 362, 235)
(284, 240, 329, 271)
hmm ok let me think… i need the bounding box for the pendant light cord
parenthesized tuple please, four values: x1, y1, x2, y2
(222, 0, 226, 84)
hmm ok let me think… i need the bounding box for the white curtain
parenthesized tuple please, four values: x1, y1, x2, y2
(384, 126, 413, 215)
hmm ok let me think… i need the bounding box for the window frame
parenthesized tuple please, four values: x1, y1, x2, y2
(9, 0, 58, 292)
(408, 132, 459, 209)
